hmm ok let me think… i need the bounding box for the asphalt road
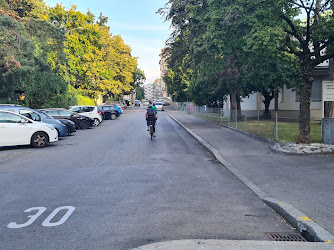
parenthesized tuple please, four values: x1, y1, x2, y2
(0, 107, 297, 250)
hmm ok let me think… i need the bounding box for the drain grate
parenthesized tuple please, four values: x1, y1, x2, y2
(266, 232, 307, 242)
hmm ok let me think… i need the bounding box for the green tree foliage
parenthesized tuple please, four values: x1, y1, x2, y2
(1, 2, 141, 109)
(48, 5, 139, 100)
(136, 85, 145, 100)
(0, 0, 47, 18)
(243, 0, 334, 143)
(0, 13, 68, 107)
(161, 0, 334, 143)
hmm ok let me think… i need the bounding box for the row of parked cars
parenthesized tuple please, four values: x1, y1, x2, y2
(0, 104, 123, 148)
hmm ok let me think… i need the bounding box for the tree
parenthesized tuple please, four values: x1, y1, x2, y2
(1, 0, 47, 18)
(253, 0, 334, 143)
(162, 0, 334, 143)
(0, 3, 70, 107)
(48, 5, 138, 99)
(136, 85, 145, 100)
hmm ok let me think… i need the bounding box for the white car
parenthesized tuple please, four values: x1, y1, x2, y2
(155, 102, 164, 111)
(69, 105, 102, 126)
(0, 110, 58, 148)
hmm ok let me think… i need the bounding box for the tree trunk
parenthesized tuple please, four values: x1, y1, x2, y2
(262, 89, 274, 114)
(297, 69, 313, 144)
(230, 88, 238, 122)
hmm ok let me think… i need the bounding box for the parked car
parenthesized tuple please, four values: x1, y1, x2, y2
(69, 105, 102, 126)
(0, 105, 67, 137)
(155, 102, 164, 111)
(98, 105, 118, 120)
(113, 104, 123, 114)
(134, 100, 141, 106)
(0, 110, 58, 148)
(39, 108, 94, 130)
(38, 110, 76, 135)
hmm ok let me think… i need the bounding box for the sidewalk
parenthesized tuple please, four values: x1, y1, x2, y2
(168, 111, 334, 243)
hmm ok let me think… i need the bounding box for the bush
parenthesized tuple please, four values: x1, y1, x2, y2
(77, 95, 95, 105)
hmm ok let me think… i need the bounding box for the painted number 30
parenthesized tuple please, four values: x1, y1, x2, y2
(7, 206, 75, 229)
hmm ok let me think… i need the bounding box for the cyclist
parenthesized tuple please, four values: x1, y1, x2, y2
(146, 105, 157, 137)
(152, 103, 157, 114)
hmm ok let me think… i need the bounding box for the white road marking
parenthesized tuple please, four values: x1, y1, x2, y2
(7, 207, 47, 229)
(42, 206, 75, 227)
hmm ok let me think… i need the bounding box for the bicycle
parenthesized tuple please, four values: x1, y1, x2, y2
(147, 121, 155, 140)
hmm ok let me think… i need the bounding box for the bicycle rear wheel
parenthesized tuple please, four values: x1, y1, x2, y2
(150, 125, 154, 140)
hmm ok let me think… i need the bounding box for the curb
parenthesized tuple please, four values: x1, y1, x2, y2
(168, 113, 334, 243)
(132, 239, 333, 250)
(269, 145, 334, 156)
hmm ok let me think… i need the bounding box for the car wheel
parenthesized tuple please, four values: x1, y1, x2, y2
(66, 125, 71, 135)
(80, 120, 90, 129)
(31, 132, 49, 148)
(110, 113, 117, 120)
(93, 118, 100, 126)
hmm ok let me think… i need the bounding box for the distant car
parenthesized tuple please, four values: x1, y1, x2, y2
(134, 100, 141, 106)
(69, 105, 102, 126)
(0, 105, 67, 137)
(39, 108, 94, 130)
(0, 110, 58, 148)
(98, 105, 118, 120)
(155, 102, 164, 111)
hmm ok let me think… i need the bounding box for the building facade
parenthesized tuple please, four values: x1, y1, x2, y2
(225, 66, 330, 120)
(159, 48, 169, 98)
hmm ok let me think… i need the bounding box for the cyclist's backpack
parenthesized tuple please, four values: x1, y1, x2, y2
(147, 108, 154, 117)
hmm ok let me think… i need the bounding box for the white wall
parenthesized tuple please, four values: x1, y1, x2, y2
(240, 93, 258, 110)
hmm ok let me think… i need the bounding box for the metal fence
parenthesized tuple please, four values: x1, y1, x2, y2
(172, 102, 322, 143)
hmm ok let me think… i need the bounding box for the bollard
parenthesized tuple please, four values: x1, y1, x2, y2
(245, 110, 247, 131)
(220, 109, 223, 124)
(257, 111, 260, 136)
(275, 113, 278, 141)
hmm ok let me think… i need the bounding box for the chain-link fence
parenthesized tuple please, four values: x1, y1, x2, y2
(172, 102, 322, 143)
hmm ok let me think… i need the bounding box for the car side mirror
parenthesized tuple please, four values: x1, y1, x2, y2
(21, 118, 28, 124)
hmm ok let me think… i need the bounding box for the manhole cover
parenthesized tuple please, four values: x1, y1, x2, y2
(266, 232, 307, 242)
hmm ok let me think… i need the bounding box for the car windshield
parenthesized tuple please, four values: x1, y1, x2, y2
(38, 111, 53, 119)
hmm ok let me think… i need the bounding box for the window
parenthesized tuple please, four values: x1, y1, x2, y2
(46, 110, 59, 116)
(59, 110, 71, 116)
(296, 92, 300, 102)
(82, 107, 93, 112)
(39, 112, 53, 119)
(311, 79, 322, 102)
(0, 112, 23, 123)
(280, 87, 284, 103)
(19, 109, 41, 121)
(71, 107, 81, 113)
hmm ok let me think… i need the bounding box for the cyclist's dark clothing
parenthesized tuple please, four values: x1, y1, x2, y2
(146, 107, 157, 130)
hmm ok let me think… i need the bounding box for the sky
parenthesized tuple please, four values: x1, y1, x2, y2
(44, 0, 171, 84)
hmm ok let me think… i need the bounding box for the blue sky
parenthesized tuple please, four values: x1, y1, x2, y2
(44, 0, 171, 84)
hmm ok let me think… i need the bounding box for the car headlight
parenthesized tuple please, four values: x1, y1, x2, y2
(46, 124, 55, 130)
